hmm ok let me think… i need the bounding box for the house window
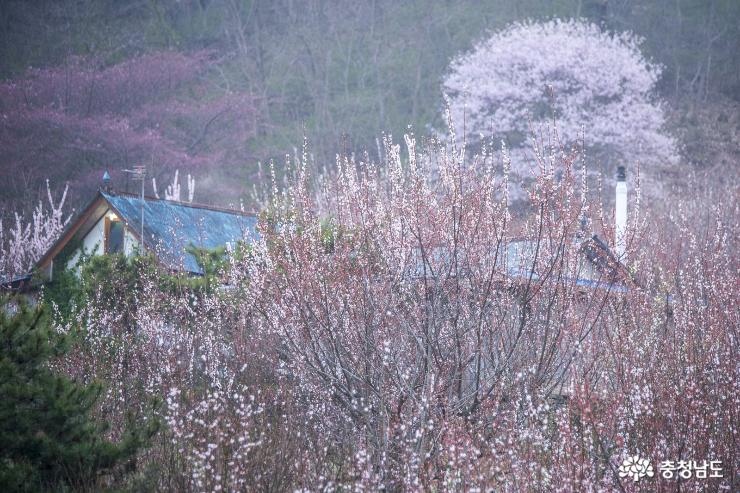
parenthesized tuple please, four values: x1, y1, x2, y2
(105, 217, 124, 254)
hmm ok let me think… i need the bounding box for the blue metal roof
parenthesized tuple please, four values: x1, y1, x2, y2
(403, 238, 630, 292)
(102, 192, 257, 274)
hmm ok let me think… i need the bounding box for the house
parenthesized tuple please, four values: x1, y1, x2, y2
(32, 187, 257, 284)
(8, 166, 632, 298)
(404, 166, 634, 293)
(505, 232, 633, 292)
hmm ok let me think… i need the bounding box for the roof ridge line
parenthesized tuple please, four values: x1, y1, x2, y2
(102, 190, 258, 216)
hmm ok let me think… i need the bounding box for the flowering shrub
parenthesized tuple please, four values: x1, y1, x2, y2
(236, 132, 735, 490)
(7, 129, 735, 491)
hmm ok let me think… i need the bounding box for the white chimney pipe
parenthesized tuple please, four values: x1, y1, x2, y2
(615, 166, 627, 260)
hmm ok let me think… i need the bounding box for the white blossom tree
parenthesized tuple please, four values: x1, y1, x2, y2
(152, 169, 196, 203)
(443, 19, 678, 170)
(0, 181, 70, 281)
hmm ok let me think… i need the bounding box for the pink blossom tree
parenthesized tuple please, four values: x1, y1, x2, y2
(0, 52, 257, 208)
(36, 130, 736, 490)
(442, 19, 678, 174)
(234, 132, 736, 490)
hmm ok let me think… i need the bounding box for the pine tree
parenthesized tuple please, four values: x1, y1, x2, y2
(0, 301, 157, 492)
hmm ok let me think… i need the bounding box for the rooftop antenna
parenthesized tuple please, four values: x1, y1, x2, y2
(123, 165, 146, 253)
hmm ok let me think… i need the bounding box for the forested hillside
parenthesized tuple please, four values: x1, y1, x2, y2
(1, 0, 739, 210)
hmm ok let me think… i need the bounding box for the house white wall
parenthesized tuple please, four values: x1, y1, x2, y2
(66, 215, 106, 269)
(124, 228, 140, 256)
(64, 210, 140, 271)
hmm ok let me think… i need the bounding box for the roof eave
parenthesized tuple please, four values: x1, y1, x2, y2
(35, 191, 108, 271)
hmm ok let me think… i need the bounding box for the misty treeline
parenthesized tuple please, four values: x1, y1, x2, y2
(1, 0, 739, 211)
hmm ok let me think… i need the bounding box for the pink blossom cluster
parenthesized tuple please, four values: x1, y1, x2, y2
(0, 51, 257, 207)
(34, 130, 738, 491)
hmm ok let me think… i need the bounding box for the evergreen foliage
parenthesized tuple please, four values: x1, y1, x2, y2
(43, 247, 231, 319)
(0, 302, 157, 492)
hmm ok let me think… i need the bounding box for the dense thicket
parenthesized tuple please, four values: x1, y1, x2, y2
(1, 0, 738, 210)
(1, 133, 734, 491)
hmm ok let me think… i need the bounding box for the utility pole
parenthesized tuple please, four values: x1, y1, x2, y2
(123, 165, 146, 253)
